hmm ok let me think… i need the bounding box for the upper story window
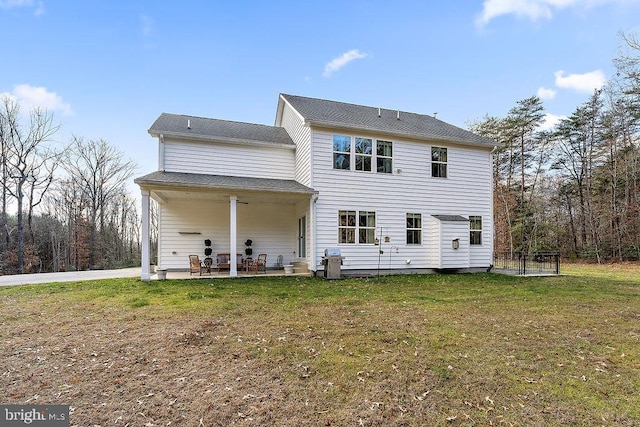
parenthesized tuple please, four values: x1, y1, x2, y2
(338, 210, 376, 244)
(406, 213, 422, 244)
(431, 147, 447, 178)
(355, 137, 372, 171)
(377, 140, 393, 173)
(333, 135, 392, 173)
(333, 135, 351, 170)
(470, 216, 482, 245)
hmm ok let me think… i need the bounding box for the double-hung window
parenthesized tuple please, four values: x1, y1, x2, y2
(338, 210, 376, 244)
(377, 140, 393, 173)
(338, 210, 356, 243)
(358, 211, 376, 244)
(470, 216, 482, 245)
(406, 213, 422, 244)
(333, 135, 351, 170)
(431, 147, 447, 178)
(355, 137, 372, 171)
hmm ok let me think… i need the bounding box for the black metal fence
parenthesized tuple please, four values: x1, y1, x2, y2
(493, 252, 560, 275)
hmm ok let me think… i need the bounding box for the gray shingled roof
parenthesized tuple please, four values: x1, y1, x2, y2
(148, 113, 295, 146)
(432, 215, 469, 222)
(280, 94, 496, 147)
(135, 171, 316, 194)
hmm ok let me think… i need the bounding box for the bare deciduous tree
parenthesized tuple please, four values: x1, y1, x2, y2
(63, 136, 136, 269)
(0, 96, 61, 273)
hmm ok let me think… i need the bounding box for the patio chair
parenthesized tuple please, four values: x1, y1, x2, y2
(275, 254, 284, 270)
(236, 253, 245, 271)
(256, 253, 267, 273)
(216, 253, 230, 272)
(189, 255, 207, 276)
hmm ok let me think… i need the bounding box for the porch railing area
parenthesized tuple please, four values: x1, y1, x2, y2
(493, 252, 560, 275)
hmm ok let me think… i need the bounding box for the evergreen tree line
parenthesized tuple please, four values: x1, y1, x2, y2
(470, 33, 640, 262)
(0, 96, 143, 274)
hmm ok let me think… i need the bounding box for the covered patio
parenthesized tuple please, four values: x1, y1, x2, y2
(150, 267, 312, 281)
(135, 171, 318, 281)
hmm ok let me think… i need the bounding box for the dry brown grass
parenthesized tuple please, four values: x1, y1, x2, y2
(1, 268, 639, 426)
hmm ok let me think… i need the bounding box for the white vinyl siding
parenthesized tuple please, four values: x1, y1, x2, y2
(309, 129, 493, 270)
(280, 102, 312, 186)
(157, 198, 301, 270)
(426, 217, 470, 269)
(163, 138, 296, 180)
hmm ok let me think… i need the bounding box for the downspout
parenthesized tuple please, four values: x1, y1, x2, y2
(489, 146, 498, 269)
(309, 193, 318, 274)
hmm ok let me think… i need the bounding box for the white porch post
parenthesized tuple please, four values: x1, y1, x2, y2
(141, 190, 150, 281)
(309, 194, 318, 273)
(230, 195, 238, 277)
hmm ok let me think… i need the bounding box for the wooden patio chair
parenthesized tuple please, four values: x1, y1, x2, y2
(216, 253, 230, 272)
(236, 253, 245, 271)
(189, 254, 208, 276)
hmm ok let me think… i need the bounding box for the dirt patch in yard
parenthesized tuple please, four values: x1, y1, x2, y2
(3, 309, 292, 425)
(1, 301, 444, 426)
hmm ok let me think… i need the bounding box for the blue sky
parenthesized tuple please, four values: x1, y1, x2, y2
(2, 0, 640, 181)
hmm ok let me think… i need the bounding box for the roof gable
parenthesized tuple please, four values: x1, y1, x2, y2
(149, 113, 294, 147)
(279, 94, 496, 148)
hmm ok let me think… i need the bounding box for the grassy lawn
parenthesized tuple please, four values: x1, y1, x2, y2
(1, 265, 639, 426)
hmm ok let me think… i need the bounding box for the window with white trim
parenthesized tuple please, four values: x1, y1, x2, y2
(470, 216, 482, 245)
(332, 135, 392, 173)
(406, 213, 422, 244)
(358, 211, 376, 244)
(338, 210, 376, 244)
(338, 210, 356, 243)
(355, 137, 372, 171)
(377, 140, 393, 173)
(431, 147, 447, 178)
(333, 135, 351, 170)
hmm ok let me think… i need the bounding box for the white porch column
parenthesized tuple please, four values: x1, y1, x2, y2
(229, 195, 238, 277)
(309, 194, 318, 273)
(141, 190, 150, 281)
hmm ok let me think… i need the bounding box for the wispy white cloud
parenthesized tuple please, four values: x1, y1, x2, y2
(0, 0, 34, 8)
(0, 0, 45, 16)
(475, 0, 637, 27)
(537, 86, 557, 99)
(539, 112, 566, 131)
(323, 49, 368, 78)
(2, 84, 73, 115)
(554, 69, 606, 93)
(140, 14, 153, 37)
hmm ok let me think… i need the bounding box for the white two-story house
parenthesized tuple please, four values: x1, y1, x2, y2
(135, 94, 497, 280)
